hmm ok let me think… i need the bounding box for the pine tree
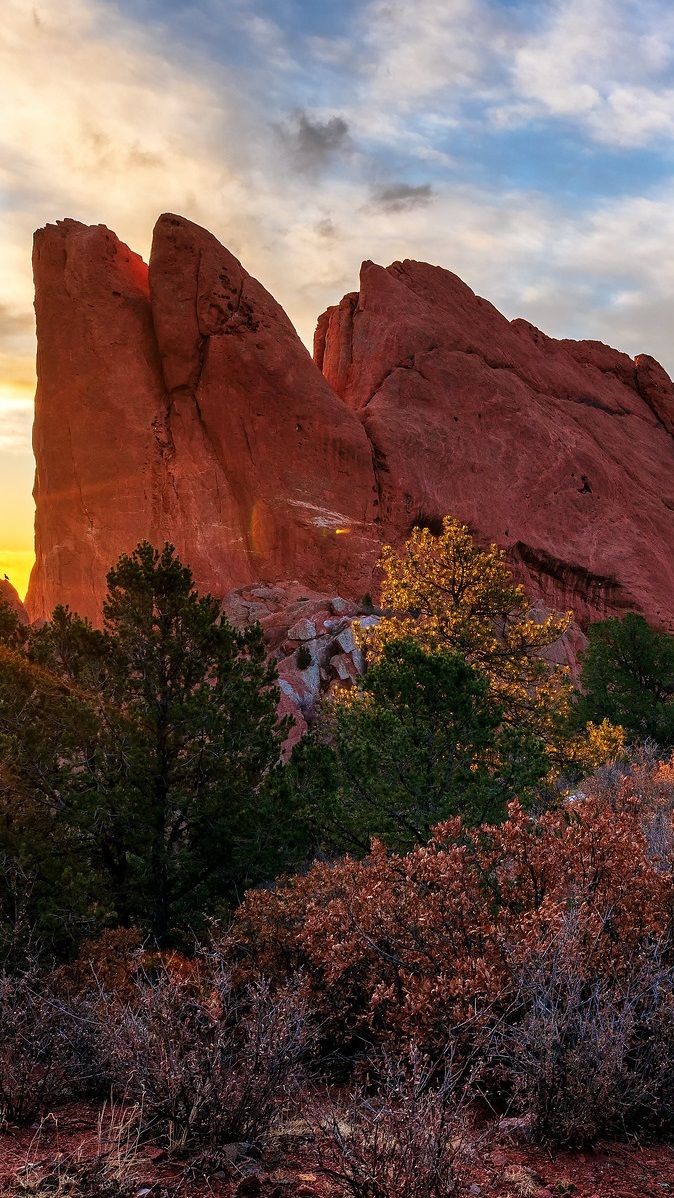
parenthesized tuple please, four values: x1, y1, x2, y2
(0, 545, 295, 949)
(577, 612, 674, 747)
(297, 638, 549, 854)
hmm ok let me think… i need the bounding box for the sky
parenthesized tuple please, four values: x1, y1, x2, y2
(3, 0, 674, 598)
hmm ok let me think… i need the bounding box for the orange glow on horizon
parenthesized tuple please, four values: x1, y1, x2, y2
(0, 381, 35, 604)
(0, 550, 34, 603)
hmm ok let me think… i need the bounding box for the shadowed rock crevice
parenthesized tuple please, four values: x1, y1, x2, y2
(507, 542, 632, 628)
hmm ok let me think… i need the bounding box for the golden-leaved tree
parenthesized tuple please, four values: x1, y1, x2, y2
(288, 516, 623, 860)
(365, 516, 623, 769)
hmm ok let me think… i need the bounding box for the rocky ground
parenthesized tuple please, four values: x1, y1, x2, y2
(1, 1102, 673, 1198)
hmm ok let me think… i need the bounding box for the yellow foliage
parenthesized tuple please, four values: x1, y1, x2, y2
(352, 517, 627, 777)
(569, 718, 627, 773)
(364, 517, 573, 745)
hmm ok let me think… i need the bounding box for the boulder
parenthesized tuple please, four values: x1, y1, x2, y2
(287, 618, 317, 642)
(330, 651, 361, 683)
(223, 582, 368, 742)
(0, 580, 29, 625)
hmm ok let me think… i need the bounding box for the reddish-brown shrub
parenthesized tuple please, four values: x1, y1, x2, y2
(230, 787, 674, 1051)
(58, 927, 145, 1001)
(91, 948, 312, 1152)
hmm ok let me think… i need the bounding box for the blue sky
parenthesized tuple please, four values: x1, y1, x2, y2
(2, 0, 674, 591)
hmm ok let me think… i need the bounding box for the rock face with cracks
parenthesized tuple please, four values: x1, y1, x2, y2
(26, 215, 378, 623)
(26, 215, 674, 644)
(315, 259, 674, 631)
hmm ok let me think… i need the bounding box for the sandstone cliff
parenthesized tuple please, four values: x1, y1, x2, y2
(26, 216, 378, 623)
(26, 216, 674, 637)
(316, 260, 674, 629)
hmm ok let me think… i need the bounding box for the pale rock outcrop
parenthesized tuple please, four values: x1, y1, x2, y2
(222, 581, 376, 742)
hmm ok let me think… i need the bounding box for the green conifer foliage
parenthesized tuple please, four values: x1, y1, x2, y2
(0, 544, 295, 951)
(293, 639, 548, 855)
(577, 612, 674, 747)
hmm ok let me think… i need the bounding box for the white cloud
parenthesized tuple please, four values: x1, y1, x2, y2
(2, 0, 674, 480)
(0, 395, 33, 454)
(509, 0, 674, 145)
(344, 0, 674, 149)
(356, 0, 500, 108)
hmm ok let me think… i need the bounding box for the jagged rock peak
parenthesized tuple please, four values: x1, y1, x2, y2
(26, 213, 379, 624)
(315, 256, 674, 632)
(26, 214, 674, 641)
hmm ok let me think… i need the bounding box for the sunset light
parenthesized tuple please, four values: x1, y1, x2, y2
(2, 0, 674, 619)
(0, 380, 34, 599)
(3, 3, 674, 1188)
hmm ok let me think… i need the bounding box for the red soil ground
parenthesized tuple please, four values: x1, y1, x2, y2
(0, 1101, 672, 1197)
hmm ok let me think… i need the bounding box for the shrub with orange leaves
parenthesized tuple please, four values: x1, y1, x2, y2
(230, 777, 674, 1051)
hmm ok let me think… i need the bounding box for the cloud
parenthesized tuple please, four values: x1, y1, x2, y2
(278, 110, 351, 175)
(356, 0, 502, 111)
(346, 0, 674, 152)
(0, 396, 33, 455)
(370, 183, 434, 212)
(3, 0, 674, 576)
(3, 0, 674, 445)
(509, 0, 674, 146)
(0, 1, 250, 344)
(0, 306, 34, 340)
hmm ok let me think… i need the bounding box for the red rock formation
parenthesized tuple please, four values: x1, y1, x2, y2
(316, 259, 674, 630)
(28, 220, 167, 623)
(27, 215, 674, 638)
(0, 580, 29, 625)
(147, 215, 378, 601)
(26, 216, 378, 623)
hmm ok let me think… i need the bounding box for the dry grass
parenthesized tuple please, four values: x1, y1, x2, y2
(502, 1165, 539, 1197)
(7, 1105, 142, 1198)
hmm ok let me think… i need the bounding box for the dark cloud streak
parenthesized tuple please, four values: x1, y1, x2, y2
(371, 182, 434, 212)
(278, 109, 350, 174)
